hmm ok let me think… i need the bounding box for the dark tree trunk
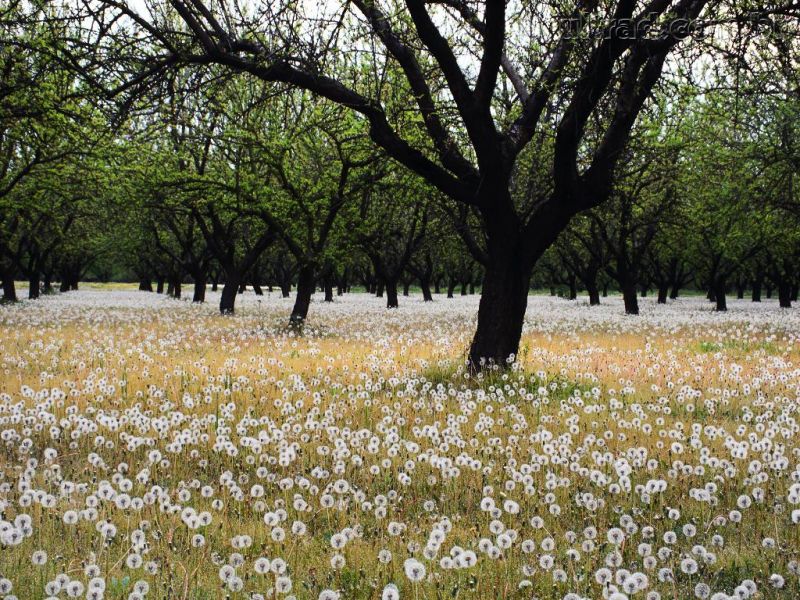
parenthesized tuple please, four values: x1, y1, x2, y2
(386, 279, 399, 308)
(622, 282, 639, 315)
(2, 276, 17, 302)
(156, 278, 164, 294)
(778, 282, 792, 308)
(587, 283, 600, 306)
(172, 279, 182, 299)
(280, 281, 291, 298)
(460, 281, 468, 296)
(657, 284, 668, 304)
(60, 279, 69, 293)
(167, 281, 174, 296)
(447, 279, 456, 298)
(324, 278, 334, 302)
(751, 280, 762, 302)
(291, 265, 315, 322)
(549, 286, 556, 296)
(468, 254, 530, 368)
(792, 283, 799, 302)
(43, 272, 52, 294)
(766, 285, 773, 299)
(139, 278, 153, 292)
(220, 274, 240, 314)
(568, 278, 577, 300)
(420, 278, 433, 301)
(192, 275, 206, 303)
(211, 273, 219, 292)
(28, 273, 40, 299)
(669, 284, 680, 299)
(469, 282, 475, 294)
(714, 280, 727, 312)
(640, 287, 648, 297)
(375, 281, 384, 297)
(736, 282, 745, 299)
(434, 279, 441, 295)
(402, 281, 410, 296)
(238, 282, 246, 294)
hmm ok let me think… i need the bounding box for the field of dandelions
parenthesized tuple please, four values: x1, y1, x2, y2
(1, 289, 800, 600)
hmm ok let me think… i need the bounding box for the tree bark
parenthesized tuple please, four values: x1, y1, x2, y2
(622, 282, 639, 315)
(447, 279, 456, 298)
(192, 275, 206, 303)
(587, 283, 600, 306)
(468, 253, 530, 368)
(386, 279, 399, 308)
(714, 280, 727, 312)
(156, 278, 165, 294)
(324, 277, 334, 302)
(420, 278, 433, 302)
(29, 273, 40, 300)
(139, 278, 153, 292)
(657, 284, 668, 304)
(220, 274, 240, 314)
(291, 265, 315, 322)
(2, 276, 17, 302)
(778, 282, 792, 308)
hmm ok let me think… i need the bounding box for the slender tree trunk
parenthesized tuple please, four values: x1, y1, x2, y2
(172, 279, 182, 299)
(2, 275, 17, 302)
(587, 283, 600, 306)
(460, 281, 468, 296)
(280, 281, 291, 298)
(657, 284, 668, 304)
(386, 279, 399, 308)
(778, 282, 792, 308)
(291, 265, 315, 322)
(156, 278, 164, 294)
(714, 280, 727, 312)
(602, 283, 609, 297)
(434, 279, 441, 295)
(324, 277, 334, 302)
(402, 281, 410, 296)
(375, 281, 384, 297)
(622, 282, 639, 315)
(211, 273, 219, 292)
(29, 273, 40, 300)
(791, 283, 799, 302)
(568, 277, 577, 300)
(220, 273, 240, 314)
(736, 282, 745, 299)
(469, 282, 475, 294)
(751, 280, 762, 302)
(192, 275, 206, 303)
(766, 284, 773, 299)
(468, 253, 530, 368)
(447, 279, 456, 298)
(420, 278, 433, 302)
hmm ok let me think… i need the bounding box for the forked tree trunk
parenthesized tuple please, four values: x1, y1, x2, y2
(468, 254, 530, 368)
(622, 282, 639, 315)
(291, 265, 315, 322)
(386, 279, 399, 308)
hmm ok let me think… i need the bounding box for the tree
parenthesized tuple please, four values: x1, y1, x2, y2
(73, 0, 719, 368)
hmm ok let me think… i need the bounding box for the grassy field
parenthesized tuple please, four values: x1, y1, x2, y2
(1, 289, 799, 599)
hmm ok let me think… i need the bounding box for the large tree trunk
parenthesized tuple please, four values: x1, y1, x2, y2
(139, 278, 153, 292)
(622, 282, 639, 315)
(291, 265, 315, 322)
(386, 279, 399, 308)
(192, 275, 206, 303)
(778, 282, 792, 308)
(468, 254, 530, 369)
(220, 273, 240, 314)
(29, 273, 40, 300)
